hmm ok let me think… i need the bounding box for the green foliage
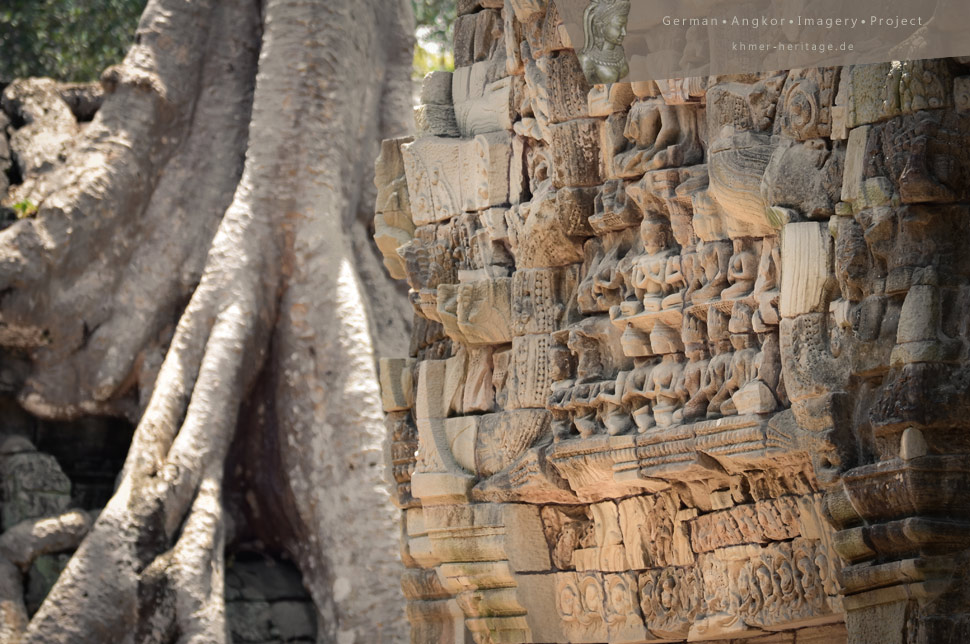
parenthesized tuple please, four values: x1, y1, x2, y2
(413, 45, 455, 78)
(0, 0, 147, 82)
(0, 0, 454, 82)
(12, 199, 37, 219)
(412, 0, 457, 51)
(411, 0, 456, 77)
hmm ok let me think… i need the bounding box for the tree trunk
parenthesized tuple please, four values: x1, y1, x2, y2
(0, 0, 415, 642)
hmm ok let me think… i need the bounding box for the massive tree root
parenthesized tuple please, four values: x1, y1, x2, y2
(0, 0, 415, 641)
(0, 512, 92, 643)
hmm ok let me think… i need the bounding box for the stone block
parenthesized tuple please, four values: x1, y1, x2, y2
(505, 194, 586, 268)
(834, 64, 900, 130)
(403, 133, 511, 225)
(890, 284, 959, 366)
(1, 450, 71, 530)
(411, 470, 476, 506)
(444, 416, 479, 472)
(423, 503, 550, 573)
(506, 334, 555, 409)
(472, 10, 502, 64)
(503, 503, 552, 572)
(474, 409, 551, 477)
(557, 186, 596, 237)
(780, 222, 833, 318)
(452, 61, 489, 105)
(840, 125, 870, 207)
(527, 53, 590, 126)
(415, 359, 450, 421)
(571, 545, 629, 572)
(510, 267, 575, 335)
(373, 211, 413, 279)
(415, 104, 459, 138)
(455, 76, 515, 137)
(522, 1, 570, 58)
(846, 598, 907, 644)
(436, 278, 512, 346)
(589, 83, 635, 117)
(554, 571, 647, 642)
(385, 411, 418, 509)
(453, 15, 479, 68)
(403, 137, 462, 225)
(374, 136, 413, 215)
(549, 118, 602, 188)
(508, 135, 528, 205)
(482, 207, 510, 243)
(598, 112, 628, 181)
(505, 0, 544, 23)
(732, 380, 778, 415)
(503, 3, 525, 76)
(797, 624, 849, 644)
(618, 494, 679, 569)
(457, 0, 483, 15)
(406, 598, 468, 644)
(378, 357, 415, 412)
(463, 347, 495, 413)
(590, 501, 622, 547)
(421, 71, 454, 105)
(459, 132, 512, 211)
(405, 507, 427, 538)
(509, 573, 567, 642)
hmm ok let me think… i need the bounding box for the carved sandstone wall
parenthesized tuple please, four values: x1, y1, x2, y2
(374, 2, 970, 642)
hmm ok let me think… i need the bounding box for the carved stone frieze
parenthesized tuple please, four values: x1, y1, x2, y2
(376, 3, 970, 638)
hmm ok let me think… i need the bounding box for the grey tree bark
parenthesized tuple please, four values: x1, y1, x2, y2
(0, 0, 414, 642)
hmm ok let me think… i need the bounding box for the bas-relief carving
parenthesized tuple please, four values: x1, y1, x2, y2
(557, 571, 647, 643)
(378, 4, 970, 638)
(633, 540, 841, 640)
(613, 98, 704, 178)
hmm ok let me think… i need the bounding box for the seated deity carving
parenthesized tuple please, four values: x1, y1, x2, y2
(619, 323, 652, 358)
(631, 217, 680, 313)
(593, 250, 638, 315)
(677, 316, 711, 423)
(754, 329, 782, 396)
(645, 325, 686, 427)
(567, 328, 606, 384)
(594, 374, 635, 436)
(833, 217, 870, 303)
(709, 304, 761, 417)
(571, 383, 602, 438)
(551, 382, 603, 440)
(700, 309, 734, 419)
(753, 235, 781, 327)
(681, 246, 702, 306)
(578, 230, 637, 314)
(689, 240, 732, 306)
(621, 359, 656, 432)
(550, 386, 575, 441)
(615, 98, 704, 178)
(661, 254, 687, 311)
(720, 239, 759, 300)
